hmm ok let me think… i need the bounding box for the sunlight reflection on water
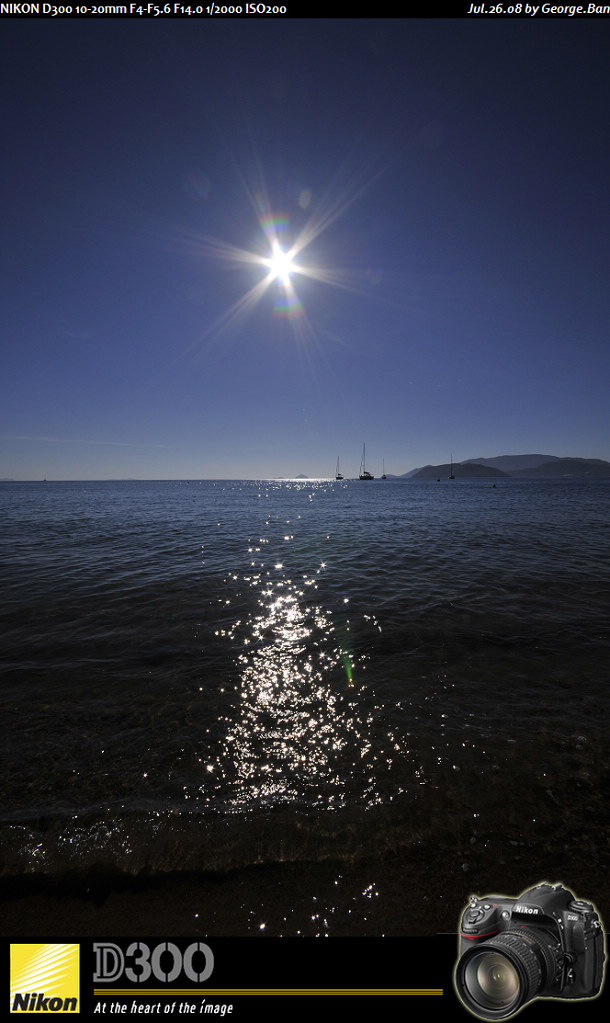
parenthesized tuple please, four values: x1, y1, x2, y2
(215, 558, 376, 809)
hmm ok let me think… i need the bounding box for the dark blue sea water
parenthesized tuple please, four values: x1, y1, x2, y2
(1, 478, 609, 926)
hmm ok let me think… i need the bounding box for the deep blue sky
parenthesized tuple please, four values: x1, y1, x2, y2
(2, 16, 609, 480)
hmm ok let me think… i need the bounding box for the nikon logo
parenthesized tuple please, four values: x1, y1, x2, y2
(10, 944, 79, 1013)
(515, 905, 541, 914)
(12, 993, 78, 1013)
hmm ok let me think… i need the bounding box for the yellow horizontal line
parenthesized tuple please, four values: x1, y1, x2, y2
(95, 989, 443, 997)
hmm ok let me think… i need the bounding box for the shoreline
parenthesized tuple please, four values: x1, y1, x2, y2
(3, 829, 608, 939)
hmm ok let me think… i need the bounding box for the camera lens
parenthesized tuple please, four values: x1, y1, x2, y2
(455, 932, 556, 1019)
(464, 951, 522, 1012)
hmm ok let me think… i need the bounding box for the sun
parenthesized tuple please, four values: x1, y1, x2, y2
(265, 240, 295, 287)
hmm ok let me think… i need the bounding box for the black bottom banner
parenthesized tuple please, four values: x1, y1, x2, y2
(4, 935, 609, 1021)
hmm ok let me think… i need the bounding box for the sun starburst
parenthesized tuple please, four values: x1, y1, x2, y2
(264, 240, 296, 287)
(174, 149, 392, 355)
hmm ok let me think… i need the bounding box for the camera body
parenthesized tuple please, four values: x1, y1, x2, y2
(454, 883, 605, 1019)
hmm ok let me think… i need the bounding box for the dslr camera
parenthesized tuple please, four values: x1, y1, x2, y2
(454, 882, 605, 1019)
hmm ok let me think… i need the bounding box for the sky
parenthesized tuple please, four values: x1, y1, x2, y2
(1, 13, 610, 480)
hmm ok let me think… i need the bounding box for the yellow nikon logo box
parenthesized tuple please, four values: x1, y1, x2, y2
(10, 944, 79, 1014)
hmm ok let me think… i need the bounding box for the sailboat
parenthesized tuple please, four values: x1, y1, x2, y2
(335, 457, 343, 481)
(448, 454, 455, 480)
(381, 459, 387, 479)
(359, 444, 374, 480)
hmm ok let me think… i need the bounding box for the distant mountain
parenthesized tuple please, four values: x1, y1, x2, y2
(468, 454, 560, 473)
(513, 458, 610, 478)
(404, 455, 610, 479)
(409, 462, 508, 479)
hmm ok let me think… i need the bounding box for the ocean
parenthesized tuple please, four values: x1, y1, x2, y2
(1, 477, 609, 936)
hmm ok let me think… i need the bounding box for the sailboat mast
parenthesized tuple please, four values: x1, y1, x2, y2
(359, 444, 374, 480)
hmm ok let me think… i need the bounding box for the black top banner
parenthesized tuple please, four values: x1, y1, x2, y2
(1, 3, 610, 19)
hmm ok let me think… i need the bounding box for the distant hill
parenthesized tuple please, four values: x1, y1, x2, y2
(468, 454, 560, 473)
(410, 462, 508, 479)
(405, 455, 610, 479)
(513, 458, 610, 478)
